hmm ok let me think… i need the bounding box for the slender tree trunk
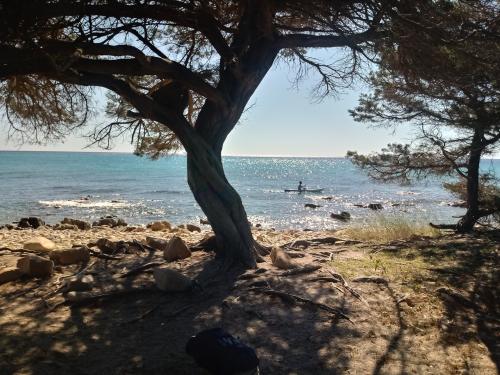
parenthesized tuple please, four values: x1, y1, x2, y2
(186, 146, 260, 268)
(457, 129, 484, 233)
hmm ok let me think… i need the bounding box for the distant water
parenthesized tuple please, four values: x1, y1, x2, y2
(0, 151, 498, 230)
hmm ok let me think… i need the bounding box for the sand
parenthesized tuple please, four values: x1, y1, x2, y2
(0, 224, 498, 374)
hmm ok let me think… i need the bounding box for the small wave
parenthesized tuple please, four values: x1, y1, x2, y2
(397, 191, 422, 196)
(38, 199, 133, 208)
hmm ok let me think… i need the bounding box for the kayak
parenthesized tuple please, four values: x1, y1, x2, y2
(284, 188, 324, 193)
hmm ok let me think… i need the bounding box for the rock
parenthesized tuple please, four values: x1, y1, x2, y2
(200, 218, 210, 225)
(353, 204, 365, 208)
(61, 218, 91, 230)
(65, 291, 94, 302)
(186, 224, 201, 232)
(255, 223, 262, 228)
(62, 275, 94, 292)
(95, 238, 118, 254)
(270, 247, 296, 270)
(5, 224, 15, 230)
(147, 220, 172, 231)
(321, 196, 333, 200)
(163, 236, 191, 261)
(330, 211, 351, 221)
(49, 246, 90, 265)
(146, 236, 169, 251)
(304, 203, 321, 209)
(23, 236, 56, 252)
(448, 200, 467, 208)
(17, 255, 54, 278)
(92, 216, 127, 227)
(153, 267, 194, 292)
(17, 217, 45, 229)
(53, 223, 79, 231)
(0, 267, 23, 285)
(368, 203, 383, 210)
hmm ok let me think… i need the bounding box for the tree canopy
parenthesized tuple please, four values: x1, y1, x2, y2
(0, 0, 393, 266)
(348, 0, 500, 231)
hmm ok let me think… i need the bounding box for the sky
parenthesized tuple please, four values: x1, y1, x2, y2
(0, 61, 420, 157)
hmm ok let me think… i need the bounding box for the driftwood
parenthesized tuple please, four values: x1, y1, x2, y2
(88, 249, 123, 260)
(307, 276, 342, 283)
(48, 286, 159, 311)
(282, 236, 362, 250)
(429, 222, 457, 230)
(247, 287, 352, 322)
(280, 265, 321, 276)
(119, 261, 165, 278)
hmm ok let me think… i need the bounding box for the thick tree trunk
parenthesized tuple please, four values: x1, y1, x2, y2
(456, 129, 484, 233)
(186, 148, 261, 268)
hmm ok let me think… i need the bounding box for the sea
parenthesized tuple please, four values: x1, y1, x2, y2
(0, 151, 498, 230)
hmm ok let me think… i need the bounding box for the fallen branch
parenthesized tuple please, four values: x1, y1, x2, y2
(247, 287, 352, 322)
(121, 303, 193, 325)
(429, 222, 457, 230)
(307, 276, 341, 283)
(328, 270, 368, 305)
(280, 265, 321, 276)
(89, 249, 123, 260)
(119, 261, 165, 278)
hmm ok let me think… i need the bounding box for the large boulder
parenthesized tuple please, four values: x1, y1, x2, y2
(147, 220, 172, 231)
(18, 217, 45, 229)
(23, 236, 56, 252)
(146, 236, 169, 251)
(164, 236, 191, 262)
(153, 267, 194, 292)
(270, 247, 296, 270)
(17, 255, 54, 278)
(0, 267, 23, 285)
(53, 223, 79, 231)
(49, 246, 90, 265)
(305, 203, 321, 209)
(185, 224, 201, 233)
(95, 238, 118, 254)
(92, 216, 127, 228)
(330, 211, 351, 221)
(62, 275, 94, 292)
(61, 218, 91, 230)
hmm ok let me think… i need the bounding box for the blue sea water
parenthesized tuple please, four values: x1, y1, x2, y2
(0, 151, 498, 229)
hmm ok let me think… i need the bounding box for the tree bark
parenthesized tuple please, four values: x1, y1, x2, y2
(186, 147, 261, 268)
(457, 128, 484, 233)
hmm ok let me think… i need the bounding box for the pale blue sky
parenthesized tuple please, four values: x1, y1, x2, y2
(0, 62, 417, 157)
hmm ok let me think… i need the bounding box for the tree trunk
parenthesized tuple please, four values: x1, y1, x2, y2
(186, 146, 261, 268)
(457, 129, 484, 233)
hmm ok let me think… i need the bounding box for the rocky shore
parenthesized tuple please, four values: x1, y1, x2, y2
(1, 215, 497, 374)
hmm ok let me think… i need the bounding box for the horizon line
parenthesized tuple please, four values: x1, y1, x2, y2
(0, 149, 348, 158)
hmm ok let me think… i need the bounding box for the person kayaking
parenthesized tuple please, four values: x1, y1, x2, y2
(298, 181, 304, 192)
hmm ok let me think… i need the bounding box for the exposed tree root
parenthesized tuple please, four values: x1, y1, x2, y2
(247, 287, 352, 323)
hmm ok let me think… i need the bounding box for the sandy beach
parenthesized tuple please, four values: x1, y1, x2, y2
(1, 221, 498, 374)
